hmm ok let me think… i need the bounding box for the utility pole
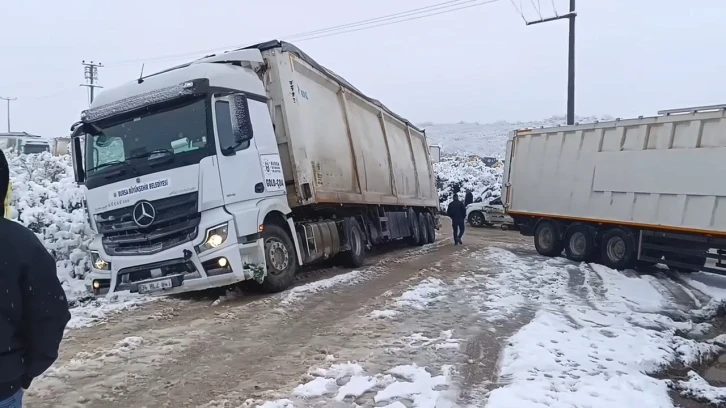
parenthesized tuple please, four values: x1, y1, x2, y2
(527, 0, 577, 125)
(80, 60, 104, 105)
(0, 96, 17, 132)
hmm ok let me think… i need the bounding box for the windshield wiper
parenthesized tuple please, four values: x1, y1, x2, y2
(86, 160, 137, 175)
(126, 149, 174, 161)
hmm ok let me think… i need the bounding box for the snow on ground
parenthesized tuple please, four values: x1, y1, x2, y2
(473, 249, 722, 408)
(669, 370, 726, 406)
(247, 360, 455, 408)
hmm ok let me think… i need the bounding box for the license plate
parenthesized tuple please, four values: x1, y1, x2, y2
(138, 278, 173, 294)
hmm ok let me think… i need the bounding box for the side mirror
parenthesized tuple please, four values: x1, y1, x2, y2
(229, 94, 253, 144)
(70, 125, 86, 184)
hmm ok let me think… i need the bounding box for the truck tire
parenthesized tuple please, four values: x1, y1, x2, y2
(260, 224, 297, 293)
(340, 220, 366, 268)
(534, 220, 563, 257)
(425, 213, 436, 244)
(407, 208, 421, 246)
(468, 211, 485, 228)
(416, 213, 428, 246)
(564, 225, 596, 262)
(600, 228, 637, 270)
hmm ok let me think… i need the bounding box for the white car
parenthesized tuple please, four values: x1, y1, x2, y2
(465, 197, 515, 229)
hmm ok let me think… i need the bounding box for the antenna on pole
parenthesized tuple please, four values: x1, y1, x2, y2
(0, 96, 17, 132)
(80, 60, 104, 105)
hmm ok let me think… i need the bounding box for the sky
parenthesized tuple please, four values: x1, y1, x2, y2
(0, 0, 724, 138)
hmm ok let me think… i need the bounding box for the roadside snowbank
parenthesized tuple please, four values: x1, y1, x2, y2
(5, 151, 91, 300)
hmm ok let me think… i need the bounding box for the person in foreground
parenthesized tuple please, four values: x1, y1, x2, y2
(0, 149, 71, 408)
(446, 193, 466, 245)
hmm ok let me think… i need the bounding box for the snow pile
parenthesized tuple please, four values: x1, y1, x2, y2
(670, 371, 726, 406)
(433, 156, 503, 211)
(423, 115, 610, 158)
(275, 361, 453, 407)
(5, 150, 92, 300)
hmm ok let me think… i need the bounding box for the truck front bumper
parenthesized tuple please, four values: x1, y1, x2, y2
(91, 210, 267, 297)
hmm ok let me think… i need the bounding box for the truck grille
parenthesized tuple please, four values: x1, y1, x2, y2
(95, 192, 200, 256)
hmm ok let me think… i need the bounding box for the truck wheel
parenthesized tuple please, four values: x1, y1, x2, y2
(341, 220, 366, 268)
(407, 208, 421, 246)
(534, 220, 563, 257)
(564, 225, 596, 262)
(468, 211, 485, 228)
(260, 224, 297, 293)
(600, 228, 637, 270)
(416, 213, 428, 246)
(425, 213, 436, 243)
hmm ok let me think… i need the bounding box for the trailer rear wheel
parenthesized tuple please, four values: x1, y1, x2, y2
(340, 220, 366, 268)
(407, 208, 421, 246)
(564, 225, 596, 262)
(534, 220, 563, 257)
(416, 213, 428, 246)
(425, 213, 436, 244)
(259, 224, 297, 293)
(600, 228, 637, 270)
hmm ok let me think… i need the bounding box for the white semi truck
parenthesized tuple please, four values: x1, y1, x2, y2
(503, 104, 726, 274)
(70, 41, 439, 296)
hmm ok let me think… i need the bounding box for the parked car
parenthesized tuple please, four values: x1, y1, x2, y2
(466, 196, 515, 229)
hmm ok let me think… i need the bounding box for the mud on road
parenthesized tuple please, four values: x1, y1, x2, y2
(25, 225, 725, 407)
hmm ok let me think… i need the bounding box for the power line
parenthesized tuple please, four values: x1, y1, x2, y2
(287, 1, 500, 43)
(106, 0, 498, 67)
(0, 96, 17, 132)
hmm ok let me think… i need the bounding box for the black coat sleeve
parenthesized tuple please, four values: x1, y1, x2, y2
(20, 237, 71, 380)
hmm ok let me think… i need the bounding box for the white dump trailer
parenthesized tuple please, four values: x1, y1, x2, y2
(71, 40, 438, 296)
(503, 104, 726, 273)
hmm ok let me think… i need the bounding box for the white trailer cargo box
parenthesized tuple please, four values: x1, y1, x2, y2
(255, 42, 438, 209)
(504, 105, 726, 274)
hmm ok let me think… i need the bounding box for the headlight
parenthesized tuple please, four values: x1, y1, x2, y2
(196, 222, 229, 253)
(90, 251, 110, 270)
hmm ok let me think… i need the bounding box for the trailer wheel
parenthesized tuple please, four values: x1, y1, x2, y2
(259, 224, 297, 293)
(600, 228, 637, 270)
(468, 211, 485, 228)
(416, 213, 428, 246)
(534, 220, 563, 257)
(425, 213, 436, 244)
(564, 225, 596, 262)
(340, 220, 366, 268)
(407, 208, 421, 246)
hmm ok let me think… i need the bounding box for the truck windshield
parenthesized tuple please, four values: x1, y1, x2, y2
(85, 99, 209, 179)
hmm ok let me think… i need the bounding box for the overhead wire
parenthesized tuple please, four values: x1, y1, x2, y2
(105, 0, 499, 67)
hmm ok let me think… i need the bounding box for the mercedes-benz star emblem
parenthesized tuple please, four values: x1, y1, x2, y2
(132, 201, 156, 228)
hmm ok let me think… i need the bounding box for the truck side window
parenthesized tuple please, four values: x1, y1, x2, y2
(490, 197, 502, 205)
(215, 101, 250, 151)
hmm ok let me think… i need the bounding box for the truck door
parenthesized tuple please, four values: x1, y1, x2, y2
(212, 94, 264, 204)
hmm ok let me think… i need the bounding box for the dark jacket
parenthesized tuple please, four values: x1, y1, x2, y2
(464, 192, 474, 207)
(447, 198, 466, 222)
(0, 151, 70, 400)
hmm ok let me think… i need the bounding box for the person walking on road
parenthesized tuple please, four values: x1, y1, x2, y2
(447, 193, 466, 245)
(0, 149, 71, 408)
(464, 190, 474, 207)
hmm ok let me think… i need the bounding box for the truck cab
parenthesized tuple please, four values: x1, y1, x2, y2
(73, 49, 294, 296)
